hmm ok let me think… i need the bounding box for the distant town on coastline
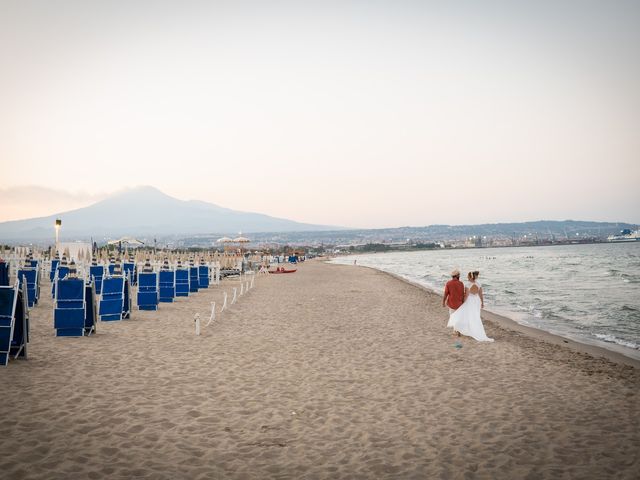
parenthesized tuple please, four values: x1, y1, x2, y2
(153, 221, 638, 254)
(0, 186, 636, 253)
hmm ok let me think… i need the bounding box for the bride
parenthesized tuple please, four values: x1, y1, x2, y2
(447, 271, 494, 342)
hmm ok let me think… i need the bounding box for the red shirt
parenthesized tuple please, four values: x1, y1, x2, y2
(444, 279, 464, 309)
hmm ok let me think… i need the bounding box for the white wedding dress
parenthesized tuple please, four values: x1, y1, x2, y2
(447, 281, 494, 342)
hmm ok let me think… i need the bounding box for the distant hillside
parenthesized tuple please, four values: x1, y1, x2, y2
(0, 186, 338, 242)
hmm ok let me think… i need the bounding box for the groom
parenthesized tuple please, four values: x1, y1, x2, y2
(442, 269, 464, 332)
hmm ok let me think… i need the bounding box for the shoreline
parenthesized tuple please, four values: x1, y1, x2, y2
(340, 262, 640, 369)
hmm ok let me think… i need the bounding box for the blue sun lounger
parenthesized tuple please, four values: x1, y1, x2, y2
(89, 264, 105, 295)
(99, 276, 131, 321)
(17, 266, 39, 308)
(175, 267, 190, 297)
(159, 270, 176, 302)
(198, 264, 210, 289)
(137, 271, 158, 310)
(53, 277, 96, 337)
(51, 265, 70, 298)
(0, 261, 10, 286)
(50, 258, 60, 282)
(0, 281, 29, 366)
(124, 262, 137, 286)
(189, 265, 199, 293)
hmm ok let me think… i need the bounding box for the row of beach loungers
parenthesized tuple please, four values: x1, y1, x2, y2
(0, 253, 227, 366)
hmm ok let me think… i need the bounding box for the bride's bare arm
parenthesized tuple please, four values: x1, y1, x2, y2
(479, 287, 484, 308)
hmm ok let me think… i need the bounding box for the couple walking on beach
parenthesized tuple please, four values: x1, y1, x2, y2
(442, 269, 494, 342)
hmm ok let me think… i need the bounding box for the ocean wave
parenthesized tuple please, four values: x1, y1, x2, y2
(593, 333, 639, 350)
(621, 305, 639, 312)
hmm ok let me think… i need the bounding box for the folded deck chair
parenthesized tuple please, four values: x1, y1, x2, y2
(198, 264, 210, 289)
(0, 261, 9, 287)
(0, 281, 29, 366)
(89, 265, 105, 295)
(84, 282, 97, 333)
(189, 266, 199, 293)
(137, 272, 158, 310)
(51, 266, 70, 298)
(99, 276, 131, 321)
(17, 267, 39, 308)
(50, 259, 60, 282)
(54, 277, 95, 336)
(124, 262, 137, 286)
(159, 270, 176, 303)
(175, 268, 190, 297)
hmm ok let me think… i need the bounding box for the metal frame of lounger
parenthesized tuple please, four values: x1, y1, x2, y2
(159, 270, 176, 302)
(137, 271, 159, 310)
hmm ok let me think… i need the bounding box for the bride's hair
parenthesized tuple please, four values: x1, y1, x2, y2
(468, 271, 480, 281)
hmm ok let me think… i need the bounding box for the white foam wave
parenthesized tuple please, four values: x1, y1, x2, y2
(593, 333, 638, 350)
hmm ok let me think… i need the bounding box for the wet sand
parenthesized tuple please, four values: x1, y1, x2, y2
(1, 261, 638, 479)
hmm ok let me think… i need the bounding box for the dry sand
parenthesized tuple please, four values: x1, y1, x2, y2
(1, 260, 638, 479)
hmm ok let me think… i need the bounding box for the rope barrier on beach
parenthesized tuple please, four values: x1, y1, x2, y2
(197, 273, 258, 334)
(220, 291, 227, 312)
(205, 301, 216, 326)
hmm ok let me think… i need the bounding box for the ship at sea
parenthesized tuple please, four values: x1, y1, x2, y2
(607, 228, 640, 242)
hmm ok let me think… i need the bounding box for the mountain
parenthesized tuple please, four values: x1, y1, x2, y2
(0, 186, 337, 242)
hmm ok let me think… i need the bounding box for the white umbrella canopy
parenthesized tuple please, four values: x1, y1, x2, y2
(217, 237, 233, 243)
(233, 236, 250, 243)
(107, 237, 145, 247)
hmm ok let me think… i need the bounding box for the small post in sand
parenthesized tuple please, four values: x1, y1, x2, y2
(194, 313, 201, 336)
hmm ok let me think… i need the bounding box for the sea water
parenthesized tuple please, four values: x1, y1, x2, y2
(331, 243, 640, 360)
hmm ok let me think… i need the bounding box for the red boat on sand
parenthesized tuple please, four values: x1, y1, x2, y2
(269, 267, 297, 274)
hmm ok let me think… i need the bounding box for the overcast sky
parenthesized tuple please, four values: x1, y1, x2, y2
(1, 0, 638, 228)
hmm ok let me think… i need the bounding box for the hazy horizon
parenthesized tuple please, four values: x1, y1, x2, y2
(1, 1, 639, 227)
(0, 185, 637, 230)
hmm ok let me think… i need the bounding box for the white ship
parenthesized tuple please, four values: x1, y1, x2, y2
(607, 229, 640, 242)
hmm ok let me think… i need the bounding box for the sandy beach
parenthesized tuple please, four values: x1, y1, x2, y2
(1, 260, 638, 479)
